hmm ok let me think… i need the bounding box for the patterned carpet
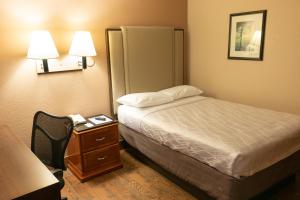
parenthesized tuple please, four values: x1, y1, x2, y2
(62, 149, 300, 200)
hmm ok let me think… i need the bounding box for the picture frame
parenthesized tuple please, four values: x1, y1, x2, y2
(228, 10, 267, 60)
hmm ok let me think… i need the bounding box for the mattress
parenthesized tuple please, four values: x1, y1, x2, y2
(118, 96, 300, 178)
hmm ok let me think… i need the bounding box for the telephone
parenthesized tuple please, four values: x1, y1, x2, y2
(68, 114, 87, 126)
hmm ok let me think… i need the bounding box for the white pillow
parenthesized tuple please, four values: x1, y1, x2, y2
(117, 92, 173, 108)
(159, 85, 203, 100)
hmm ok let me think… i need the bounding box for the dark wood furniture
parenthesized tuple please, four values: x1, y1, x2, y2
(67, 120, 122, 182)
(0, 125, 61, 200)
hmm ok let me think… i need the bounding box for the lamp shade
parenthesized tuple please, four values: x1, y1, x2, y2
(27, 31, 59, 59)
(250, 30, 262, 46)
(69, 31, 97, 57)
(246, 30, 262, 53)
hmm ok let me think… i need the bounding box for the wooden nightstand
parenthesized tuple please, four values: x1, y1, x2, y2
(67, 117, 123, 182)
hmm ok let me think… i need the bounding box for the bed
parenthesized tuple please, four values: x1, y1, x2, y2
(106, 26, 300, 200)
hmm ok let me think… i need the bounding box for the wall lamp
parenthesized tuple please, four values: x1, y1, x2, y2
(27, 31, 59, 73)
(69, 31, 97, 69)
(27, 30, 96, 74)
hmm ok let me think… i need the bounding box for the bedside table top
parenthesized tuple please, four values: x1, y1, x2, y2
(74, 114, 118, 133)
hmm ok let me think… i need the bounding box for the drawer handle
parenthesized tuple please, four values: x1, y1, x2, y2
(97, 156, 106, 161)
(95, 137, 106, 142)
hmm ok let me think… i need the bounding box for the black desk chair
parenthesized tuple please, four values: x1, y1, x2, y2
(31, 111, 73, 200)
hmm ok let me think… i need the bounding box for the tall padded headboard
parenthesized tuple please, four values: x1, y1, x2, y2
(106, 26, 184, 115)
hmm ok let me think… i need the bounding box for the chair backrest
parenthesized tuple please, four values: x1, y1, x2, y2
(31, 111, 73, 170)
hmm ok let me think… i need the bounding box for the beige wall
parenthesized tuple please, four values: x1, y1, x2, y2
(0, 0, 187, 145)
(188, 0, 300, 115)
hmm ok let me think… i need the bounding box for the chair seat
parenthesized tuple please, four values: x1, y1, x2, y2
(50, 168, 65, 190)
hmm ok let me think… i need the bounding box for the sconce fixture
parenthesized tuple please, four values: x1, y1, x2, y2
(69, 31, 97, 69)
(27, 31, 59, 73)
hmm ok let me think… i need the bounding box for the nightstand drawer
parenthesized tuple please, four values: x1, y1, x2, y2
(81, 125, 118, 152)
(83, 144, 120, 172)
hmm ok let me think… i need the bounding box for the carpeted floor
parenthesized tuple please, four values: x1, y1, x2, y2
(62, 150, 300, 200)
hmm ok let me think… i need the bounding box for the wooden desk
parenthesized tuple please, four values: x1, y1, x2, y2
(0, 125, 61, 200)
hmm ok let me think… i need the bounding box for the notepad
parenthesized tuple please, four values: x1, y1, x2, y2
(89, 115, 113, 125)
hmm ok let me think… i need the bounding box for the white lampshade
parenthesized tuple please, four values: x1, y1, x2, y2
(246, 30, 262, 53)
(27, 31, 59, 59)
(250, 30, 262, 46)
(69, 31, 96, 57)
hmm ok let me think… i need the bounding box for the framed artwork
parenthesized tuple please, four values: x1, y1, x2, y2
(228, 10, 267, 60)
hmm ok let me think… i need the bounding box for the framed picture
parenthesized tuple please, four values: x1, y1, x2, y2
(228, 10, 267, 60)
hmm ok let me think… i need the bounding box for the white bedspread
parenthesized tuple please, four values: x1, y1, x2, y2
(118, 96, 300, 178)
